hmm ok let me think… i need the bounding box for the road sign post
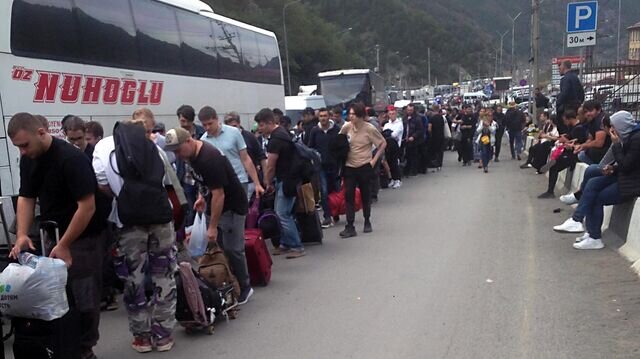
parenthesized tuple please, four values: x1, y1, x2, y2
(566, 1, 598, 49)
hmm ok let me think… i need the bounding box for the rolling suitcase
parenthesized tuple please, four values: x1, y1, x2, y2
(296, 211, 323, 245)
(12, 221, 80, 359)
(244, 229, 272, 286)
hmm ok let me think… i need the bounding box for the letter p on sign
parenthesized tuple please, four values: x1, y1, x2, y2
(567, 1, 598, 33)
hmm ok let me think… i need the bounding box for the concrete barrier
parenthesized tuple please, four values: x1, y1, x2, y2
(545, 156, 640, 275)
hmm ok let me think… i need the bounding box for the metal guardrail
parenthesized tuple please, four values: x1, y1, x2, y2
(582, 62, 640, 118)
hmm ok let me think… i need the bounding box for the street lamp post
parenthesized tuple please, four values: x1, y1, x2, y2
(497, 30, 510, 76)
(283, 0, 301, 96)
(508, 11, 522, 77)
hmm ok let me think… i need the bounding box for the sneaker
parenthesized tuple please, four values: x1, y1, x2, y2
(363, 221, 372, 233)
(495, 158, 500, 162)
(573, 237, 604, 250)
(575, 232, 591, 243)
(321, 217, 334, 228)
(155, 336, 174, 352)
(238, 287, 254, 305)
(553, 218, 585, 233)
(560, 193, 578, 205)
(540, 159, 556, 174)
(285, 249, 306, 259)
(101, 296, 119, 311)
(272, 246, 290, 256)
(388, 179, 396, 188)
(131, 336, 153, 353)
(392, 181, 402, 189)
(483, 168, 488, 173)
(537, 192, 555, 199)
(520, 163, 530, 169)
(339, 226, 357, 238)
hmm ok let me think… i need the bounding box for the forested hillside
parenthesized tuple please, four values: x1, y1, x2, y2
(207, 0, 640, 91)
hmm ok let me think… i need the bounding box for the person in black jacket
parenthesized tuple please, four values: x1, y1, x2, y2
(402, 104, 425, 176)
(308, 108, 340, 227)
(300, 107, 318, 145)
(492, 105, 506, 162)
(553, 111, 640, 250)
(504, 102, 526, 160)
(556, 60, 585, 134)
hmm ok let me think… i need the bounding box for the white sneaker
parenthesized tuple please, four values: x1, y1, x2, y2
(559, 193, 578, 205)
(573, 237, 604, 250)
(553, 218, 585, 233)
(575, 232, 590, 243)
(388, 179, 395, 188)
(392, 181, 402, 189)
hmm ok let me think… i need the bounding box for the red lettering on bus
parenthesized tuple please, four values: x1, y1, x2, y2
(82, 76, 103, 104)
(60, 73, 82, 103)
(33, 71, 61, 103)
(103, 78, 120, 104)
(137, 80, 150, 105)
(149, 81, 163, 105)
(121, 79, 137, 105)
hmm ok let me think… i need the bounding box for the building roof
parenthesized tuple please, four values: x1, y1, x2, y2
(628, 21, 640, 30)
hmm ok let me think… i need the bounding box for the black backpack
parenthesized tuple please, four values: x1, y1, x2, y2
(291, 138, 322, 183)
(111, 122, 173, 226)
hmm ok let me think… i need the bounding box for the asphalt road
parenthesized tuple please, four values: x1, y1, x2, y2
(5, 151, 640, 359)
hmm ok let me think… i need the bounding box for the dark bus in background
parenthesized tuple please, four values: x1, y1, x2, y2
(318, 69, 385, 109)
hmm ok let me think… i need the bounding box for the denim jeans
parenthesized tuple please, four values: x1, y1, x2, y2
(318, 169, 332, 220)
(508, 130, 523, 158)
(275, 181, 303, 250)
(480, 144, 493, 169)
(576, 164, 603, 198)
(578, 151, 595, 165)
(572, 175, 620, 239)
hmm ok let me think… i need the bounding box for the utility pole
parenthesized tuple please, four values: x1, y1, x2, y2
(283, 0, 300, 96)
(508, 12, 523, 77)
(497, 30, 510, 76)
(616, 0, 622, 84)
(531, 0, 540, 124)
(427, 47, 431, 86)
(375, 44, 380, 73)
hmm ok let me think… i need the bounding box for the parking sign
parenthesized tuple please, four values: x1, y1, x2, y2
(567, 1, 598, 33)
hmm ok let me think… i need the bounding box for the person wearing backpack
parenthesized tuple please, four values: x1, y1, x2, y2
(92, 111, 177, 353)
(164, 127, 254, 304)
(308, 108, 340, 228)
(256, 108, 306, 259)
(339, 103, 386, 238)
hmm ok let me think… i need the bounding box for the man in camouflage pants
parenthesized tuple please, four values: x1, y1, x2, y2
(93, 110, 177, 353)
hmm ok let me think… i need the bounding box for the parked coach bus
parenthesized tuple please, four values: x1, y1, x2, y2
(0, 0, 285, 196)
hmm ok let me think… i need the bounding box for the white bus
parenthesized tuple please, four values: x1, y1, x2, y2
(0, 0, 284, 195)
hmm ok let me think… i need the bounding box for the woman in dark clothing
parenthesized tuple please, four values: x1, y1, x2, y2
(428, 105, 446, 170)
(553, 111, 640, 249)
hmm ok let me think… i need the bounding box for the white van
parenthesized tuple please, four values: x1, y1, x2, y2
(284, 95, 326, 124)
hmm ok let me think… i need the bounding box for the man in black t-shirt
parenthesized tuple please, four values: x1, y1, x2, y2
(8, 112, 105, 359)
(574, 100, 611, 165)
(255, 108, 305, 259)
(165, 127, 254, 304)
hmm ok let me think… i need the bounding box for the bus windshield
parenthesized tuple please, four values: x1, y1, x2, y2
(320, 74, 370, 108)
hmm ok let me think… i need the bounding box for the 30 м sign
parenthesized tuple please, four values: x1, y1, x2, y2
(566, 1, 598, 48)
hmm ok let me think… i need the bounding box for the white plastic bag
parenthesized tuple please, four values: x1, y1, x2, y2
(0, 253, 69, 321)
(187, 213, 208, 258)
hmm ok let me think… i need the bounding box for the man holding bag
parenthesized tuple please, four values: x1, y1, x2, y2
(8, 112, 106, 359)
(164, 127, 253, 305)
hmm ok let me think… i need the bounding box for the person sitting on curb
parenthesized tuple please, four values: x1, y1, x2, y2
(553, 111, 640, 250)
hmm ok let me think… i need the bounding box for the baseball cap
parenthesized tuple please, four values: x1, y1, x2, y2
(164, 127, 190, 151)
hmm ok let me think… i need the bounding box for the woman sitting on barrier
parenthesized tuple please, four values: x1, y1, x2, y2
(520, 111, 559, 173)
(552, 111, 640, 250)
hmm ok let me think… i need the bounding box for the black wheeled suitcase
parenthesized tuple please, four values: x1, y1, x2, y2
(12, 221, 80, 359)
(296, 211, 323, 245)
